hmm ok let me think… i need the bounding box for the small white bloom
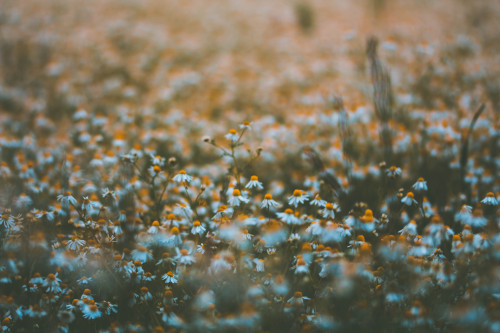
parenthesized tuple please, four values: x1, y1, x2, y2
(412, 177, 428, 192)
(310, 195, 327, 207)
(288, 189, 309, 208)
(57, 191, 77, 209)
(321, 202, 336, 219)
(162, 271, 178, 284)
(276, 209, 301, 225)
(228, 189, 250, 206)
(401, 192, 417, 206)
(245, 175, 263, 190)
(173, 170, 193, 183)
(191, 221, 206, 235)
(225, 129, 239, 142)
(481, 192, 498, 206)
(261, 193, 280, 209)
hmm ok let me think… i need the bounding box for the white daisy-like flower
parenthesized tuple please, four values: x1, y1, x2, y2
(288, 189, 309, 208)
(399, 220, 418, 239)
(228, 189, 249, 206)
(57, 191, 78, 209)
(239, 120, 252, 130)
(148, 165, 162, 177)
(149, 154, 165, 166)
(212, 205, 234, 220)
(101, 188, 118, 200)
(321, 203, 336, 219)
(131, 245, 153, 263)
(310, 195, 327, 207)
(245, 175, 263, 190)
(81, 196, 99, 212)
(455, 205, 472, 224)
(412, 177, 428, 192)
(147, 221, 161, 234)
(162, 271, 178, 284)
(43, 273, 62, 293)
(172, 170, 193, 183)
(261, 193, 280, 209)
(225, 128, 239, 142)
(82, 304, 102, 320)
(277, 209, 301, 225)
(34, 210, 55, 222)
(176, 248, 195, 265)
(66, 236, 86, 251)
(385, 166, 402, 177)
(481, 192, 498, 206)
(0, 214, 15, 228)
(401, 192, 417, 206)
(253, 258, 264, 272)
(191, 221, 206, 235)
(294, 258, 309, 275)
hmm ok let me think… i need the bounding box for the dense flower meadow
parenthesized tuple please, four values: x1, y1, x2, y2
(0, 0, 499, 332)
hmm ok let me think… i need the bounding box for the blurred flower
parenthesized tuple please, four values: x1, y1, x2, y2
(245, 175, 263, 189)
(173, 170, 193, 183)
(401, 192, 417, 206)
(288, 189, 309, 208)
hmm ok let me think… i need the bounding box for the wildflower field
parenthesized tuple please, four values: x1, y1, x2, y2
(0, 0, 499, 331)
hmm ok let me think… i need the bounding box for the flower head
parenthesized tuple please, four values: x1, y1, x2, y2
(412, 177, 427, 192)
(288, 189, 309, 208)
(481, 192, 498, 206)
(173, 170, 193, 183)
(261, 193, 280, 209)
(245, 175, 263, 190)
(401, 192, 417, 206)
(225, 129, 239, 142)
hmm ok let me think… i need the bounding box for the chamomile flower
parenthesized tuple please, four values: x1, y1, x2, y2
(401, 192, 417, 206)
(191, 221, 206, 235)
(481, 192, 498, 206)
(455, 205, 472, 224)
(148, 221, 161, 234)
(82, 304, 101, 320)
(412, 177, 428, 192)
(277, 209, 301, 225)
(101, 188, 118, 201)
(261, 193, 280, 209)
(81, 196, 99, 212)
(162, 271, 178, 284)
(57, 191, 77, 209)
(150, 154, 165, 166)
(176, 248, 195, 265)
(288, 189, 309, 208)
(43, 273, 62, 293)
(212, 205, 234, 221)
(229, 189, 249, 206)
(173, 170, 193, 183)
(131, 245, 153, 263)
(399, 220, 418, 239)
(239, 120, 252, 130)
(294, 258, 310, 275)
(148, 165, 162, 177)
(246, 175, 263, 189)
(321, 203, 336, 219)
(0, 214, 15, 228)
(225, 128, 239, 142)
(359, 209, 377, 232)
(287, 291, 311, 307)
(66, 236, 86, 251)
(386, 166, 402, 178)
(310, 195, 327, 207)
